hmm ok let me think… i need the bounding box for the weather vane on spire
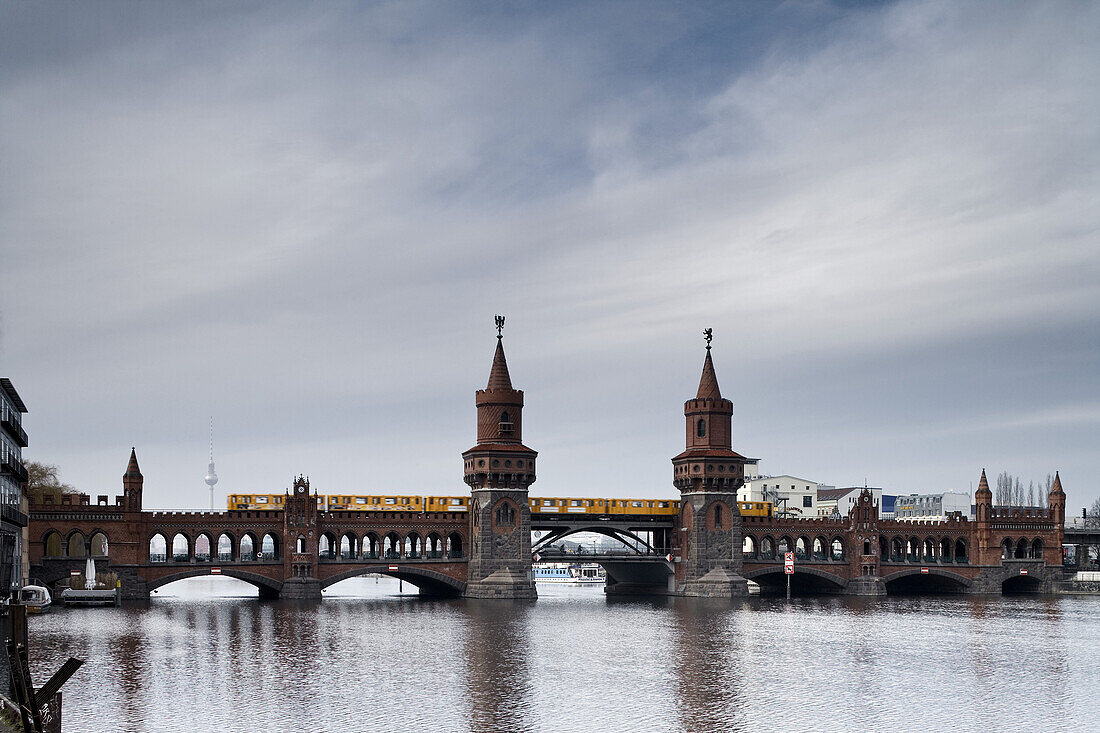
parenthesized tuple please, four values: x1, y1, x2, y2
(703, 327, 713, 350)
(495, 314, 505, 339)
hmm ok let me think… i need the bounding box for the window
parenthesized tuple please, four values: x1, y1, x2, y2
(697, 419, 706, 437)
(803, 496, 812, 508)
(714, 504, 723, 529)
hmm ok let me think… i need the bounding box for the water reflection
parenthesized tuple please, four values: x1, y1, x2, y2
(463, 600, 534, 733)
(25, 580, 1100, 732)
(671, 599, 748, 732)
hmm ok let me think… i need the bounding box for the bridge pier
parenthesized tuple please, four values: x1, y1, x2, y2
(279, 577, 321, 601)
(842, 576, 886, 596)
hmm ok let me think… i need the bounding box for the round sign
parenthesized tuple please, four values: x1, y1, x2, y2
(256, 552, 263, 559)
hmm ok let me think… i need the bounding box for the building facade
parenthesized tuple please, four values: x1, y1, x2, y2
(0, 378, 29, 597)
(738, 474, 829, 517)
(894, 491, 972, 522)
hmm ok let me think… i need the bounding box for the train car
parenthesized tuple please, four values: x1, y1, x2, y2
(228, 493, 324, 510)
(739, 500, 773, 518)
(606, 499, 678, 516)
(529, 497, 609, 514)
(424, 496, 469, 512)
(228, 494, 285, 510)
(325, 495, 424, 511)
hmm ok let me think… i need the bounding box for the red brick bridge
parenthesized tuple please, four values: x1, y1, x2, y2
(26, 329, 1069, 600)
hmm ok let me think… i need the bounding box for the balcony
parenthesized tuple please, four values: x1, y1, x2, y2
(1, 455, 28, 483)
(1, 417, 27, 448)
(0, 504, 28, 527)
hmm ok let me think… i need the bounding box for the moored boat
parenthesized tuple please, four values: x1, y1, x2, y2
(18, 585, 51, 614)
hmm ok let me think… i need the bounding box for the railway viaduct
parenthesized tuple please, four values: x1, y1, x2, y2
(27, 327, 1068, 600)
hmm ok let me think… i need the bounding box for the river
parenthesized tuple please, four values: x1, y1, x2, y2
(27, 578, 1100, 732)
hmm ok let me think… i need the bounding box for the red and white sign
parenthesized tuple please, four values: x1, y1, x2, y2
(920, 567, 929, 574)
(784, 565, 794, 575)
(388, 565, 399, 572)
(666, 554, 674, 562)
(784, 552, 794, 563)
(211, 567, 221, 575)
(533, 554, 541, 562)
(1020, 569, 1029, 575)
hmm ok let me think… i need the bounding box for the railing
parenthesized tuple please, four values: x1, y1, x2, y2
(448, 550, 464, 559)
(0, 504, 28, 527)
(0, 417, 27, 448)
(149, 553, 166, 562)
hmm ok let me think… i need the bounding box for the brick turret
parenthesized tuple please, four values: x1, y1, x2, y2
(462, 316, 537, 599)
(123, 448, 143, 512)
(672, 331, 750, 597)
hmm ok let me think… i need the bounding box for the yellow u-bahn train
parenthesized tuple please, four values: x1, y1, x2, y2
(228, 493, 773, 517)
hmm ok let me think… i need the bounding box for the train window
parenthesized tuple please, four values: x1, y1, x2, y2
(631, 501, 642, 508)
(355, 498, 366, 504)
(450, 498, 463, 505)
(385, 498, 395, 504)
(544, 500, 553, 506)
(571, 500, 580, 506)
(256, 496, 267, 503)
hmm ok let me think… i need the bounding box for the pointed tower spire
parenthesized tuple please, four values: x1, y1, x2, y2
(123, 447, 143, 512)
(1051, 471, 1063, 495)
(126, 447, 141, 477)
(977, 469, 990, 495)
(696, 349, 722, 400)
(696, 327, 722, 400)
(487, 338, 513, 391)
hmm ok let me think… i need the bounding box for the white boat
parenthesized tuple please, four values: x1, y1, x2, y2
(533, 563, 605, 584)
(19, 585, 51, 614)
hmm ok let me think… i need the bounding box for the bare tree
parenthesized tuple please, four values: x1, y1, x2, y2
(25, 461, 78, 503)
(1027, 480, 1035, 508)
(1088, 498, 1100, 529)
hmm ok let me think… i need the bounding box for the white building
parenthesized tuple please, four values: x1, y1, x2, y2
(894, 491, 972, 522)
(739, 474, 829, 518)
(818, 487, 884, 518)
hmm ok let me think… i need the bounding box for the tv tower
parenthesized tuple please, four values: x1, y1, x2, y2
(204, 418, 218, 511)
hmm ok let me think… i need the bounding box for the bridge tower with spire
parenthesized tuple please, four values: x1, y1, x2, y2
(671, 330, 751, 597)
(462, 316, 538, 599)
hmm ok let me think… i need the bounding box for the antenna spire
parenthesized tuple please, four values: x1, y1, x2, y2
(204, 417, 219, 511)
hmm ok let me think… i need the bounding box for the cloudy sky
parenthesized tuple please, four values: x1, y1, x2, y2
(1, 1, 1097, 513)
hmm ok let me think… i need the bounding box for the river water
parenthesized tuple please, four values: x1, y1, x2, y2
(27, 578, 1100, 732)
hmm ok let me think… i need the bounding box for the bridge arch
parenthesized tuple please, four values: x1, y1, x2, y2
(530, 525, 659, 556)
(362, 532, 380, 559)
(216, 532, 235, 561)
(149, 533, 167, 562)
(240, 532, 257, 560)
(195, 532, 213, 562)
(146, 567, 284, 596)
(743, 566, 848, 595)
(446, 532, 463, 558)
(321, 565, 465, 597)
(89, 530, 109, 557)
(881, 567, 973, 595)
(170, 532, 191, 562)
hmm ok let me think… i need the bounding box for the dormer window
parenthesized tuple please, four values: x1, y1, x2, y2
(499, 411, 514, 435)
(697, 419, 706, 438)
